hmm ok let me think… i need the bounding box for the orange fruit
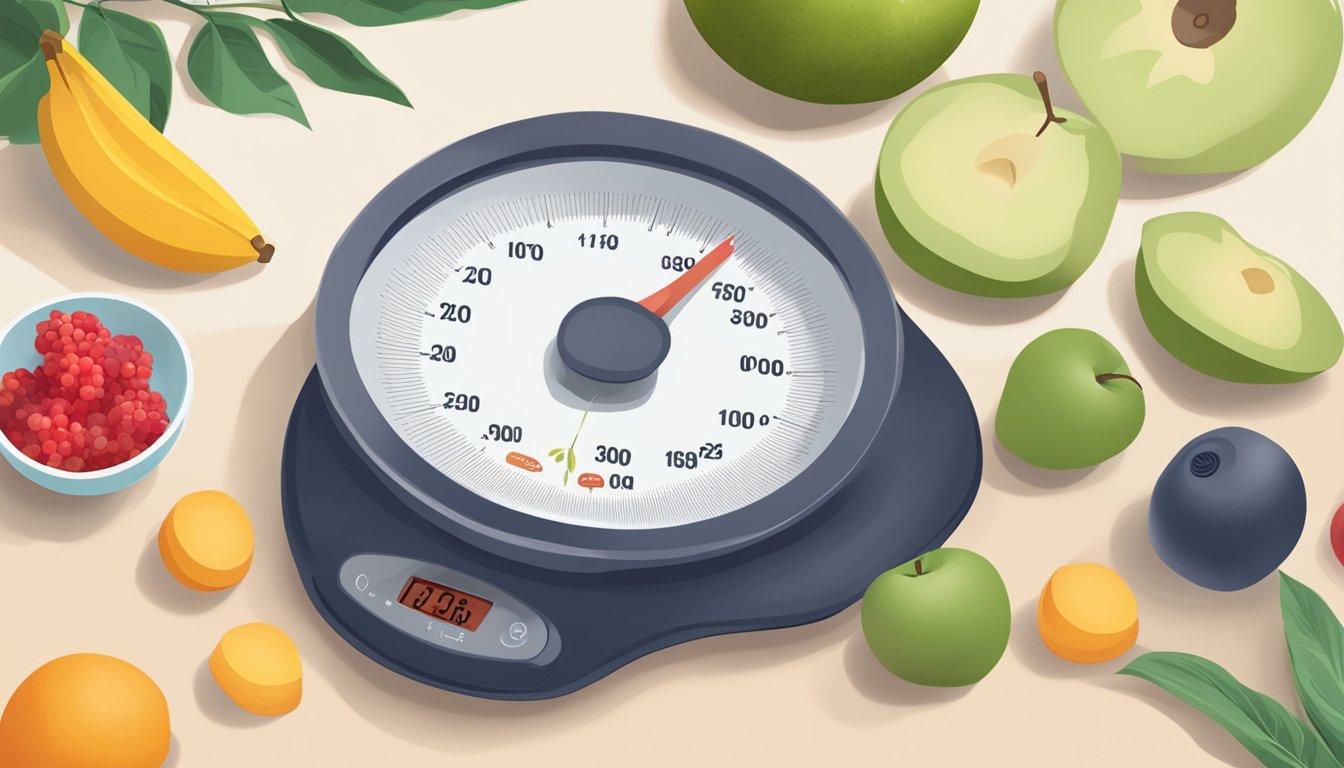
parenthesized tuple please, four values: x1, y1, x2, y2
(0, 653, 170, 768)
(1037, 563, 1139, 664)
(158, 490, 254, 591)
(210, 623, 302, 716)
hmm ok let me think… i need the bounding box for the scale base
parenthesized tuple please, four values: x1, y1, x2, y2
(282, 315, 981, 700)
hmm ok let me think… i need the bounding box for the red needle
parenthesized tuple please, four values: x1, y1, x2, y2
(638, 236, 736, 317)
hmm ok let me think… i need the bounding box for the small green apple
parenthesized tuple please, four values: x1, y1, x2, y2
(875, 73, 1121, 297)
(861, 548, 1011, 687)
(996, 329, 1145, 469)
(1055, 0, 1343, 174)
(1137, 212, 1343, 382)
(682, 0, 979, 104)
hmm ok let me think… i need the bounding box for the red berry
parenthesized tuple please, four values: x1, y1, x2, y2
(3, 308, 170, 473)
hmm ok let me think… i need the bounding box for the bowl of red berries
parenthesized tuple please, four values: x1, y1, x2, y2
(0, 293, 192, 495)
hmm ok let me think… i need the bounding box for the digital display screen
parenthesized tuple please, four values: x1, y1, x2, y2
(397, 577, 493, 631)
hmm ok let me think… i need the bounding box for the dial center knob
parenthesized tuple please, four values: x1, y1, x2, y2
(556, 297, 671, 384)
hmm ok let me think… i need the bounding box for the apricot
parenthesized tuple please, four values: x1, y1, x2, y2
(0, 653, 170, 768)
(210, 623, 302, 716)
(1037, 563, 1138, 663)
(159, 490, 254, 591)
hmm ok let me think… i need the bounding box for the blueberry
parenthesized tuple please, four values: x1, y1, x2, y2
(1148, 427, 1306, 591)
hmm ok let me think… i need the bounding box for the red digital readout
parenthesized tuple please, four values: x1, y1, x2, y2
(396, 577, 493, 631)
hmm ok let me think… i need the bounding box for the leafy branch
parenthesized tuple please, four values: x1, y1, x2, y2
(549, 407, 590, 487)
(1119, 573, 1344, 768)
(0, 0, 526, 142)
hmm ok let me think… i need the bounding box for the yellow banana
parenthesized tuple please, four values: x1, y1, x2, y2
(37, 31, 274, 273)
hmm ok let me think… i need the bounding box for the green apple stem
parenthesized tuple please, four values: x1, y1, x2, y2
(914, 559, 924, 576)
(1096, 373, 1142, 390)
(1032, 72, 1068, 138)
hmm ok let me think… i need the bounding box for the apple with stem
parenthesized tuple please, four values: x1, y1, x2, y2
(996, 329, 1145, 469)
(875, 72, 1121, 297)
(861, 548, 1011, 687)
(1055, 0, 1343, 174)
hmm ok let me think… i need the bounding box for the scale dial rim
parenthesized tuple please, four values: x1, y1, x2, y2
(314, 111, 902, 573)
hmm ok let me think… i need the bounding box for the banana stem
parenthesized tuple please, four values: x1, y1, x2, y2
(39, 30, 62, 60)
(250, 236, 275, 264)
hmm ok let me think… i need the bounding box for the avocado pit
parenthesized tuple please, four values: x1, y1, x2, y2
(1172, 0, 1236, 49)
(1241, 267, 1274, 294)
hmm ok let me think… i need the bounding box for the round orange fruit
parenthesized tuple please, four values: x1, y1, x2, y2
(0, 653, 170, 768)
(1037, 563, 1139, 664)
(159, 490, 254, 591)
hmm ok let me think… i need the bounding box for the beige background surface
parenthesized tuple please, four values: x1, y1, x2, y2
(1, 0, 1342, 765)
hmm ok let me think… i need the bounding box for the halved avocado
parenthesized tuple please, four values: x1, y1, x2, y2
(1136, 212, 1342, 382)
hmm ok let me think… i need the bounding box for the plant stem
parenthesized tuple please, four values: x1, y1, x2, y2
(914, 559, 925, 576)
(61, 0, 95, 10)
(1032, 71, 1068, 137)
(279, 0, 300, 21)
(150, 0, 213, 17)
(102, 0, 287, 12)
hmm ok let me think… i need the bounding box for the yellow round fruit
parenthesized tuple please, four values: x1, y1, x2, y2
(0, 653, 170, 768)
(1037, 563, 1139, 664)
(159, 490, 254, 591)
(210, 623, 302, 716)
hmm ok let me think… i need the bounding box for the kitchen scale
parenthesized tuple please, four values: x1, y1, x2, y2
(282, 112, 982, 700)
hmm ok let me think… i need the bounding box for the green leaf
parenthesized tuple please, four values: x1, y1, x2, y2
(0, 0, 65, 143)
(77, 5, 173, 131)
(0, 52, 45, 143)
(187, 12, 307, 126)
(1282, 573, 1344, 762)
(261, 18, 408, 106)
(16, 0, 65, 34)
(566, 449, 575, 473)
(285, 0, 524, 28)
(548, 448, 563, 457)
(0, 0, 41, 71)
(1118, 652, 1339, 768)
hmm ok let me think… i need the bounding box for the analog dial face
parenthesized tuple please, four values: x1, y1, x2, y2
(351, 161, 865, 530)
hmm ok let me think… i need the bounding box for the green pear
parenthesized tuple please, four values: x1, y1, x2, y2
(875, 73, 1121, 297)
(683, 0, 979, 104)
(1137, 212, 1343, 382)
(1056, 0, 1342, 174)
(861, 548, 1011, 687)
(996, 329, 1145, 469)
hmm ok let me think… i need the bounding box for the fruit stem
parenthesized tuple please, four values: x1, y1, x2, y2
(914, 559, 924, 576)
(1096, 373, 1142, 390)
(1032, 71, 1068, 137)
(39, 30, 63, 61)
(250, 236, 275, 264)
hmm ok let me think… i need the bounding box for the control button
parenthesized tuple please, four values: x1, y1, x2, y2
(501, 621, 528, 648)
(353, 573, 369, 592)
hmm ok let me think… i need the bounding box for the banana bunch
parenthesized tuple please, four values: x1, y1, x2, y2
(37, 31, 274, 273)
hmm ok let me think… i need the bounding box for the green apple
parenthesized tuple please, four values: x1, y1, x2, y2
(1137, 212, 1343, 382)
(1056, 0, 1343, 174)
(996, 329, 1145, 469)
(682, 0, 979, 104)
(875, 73, 1121, 298)
(861, 548, 1011, 687)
